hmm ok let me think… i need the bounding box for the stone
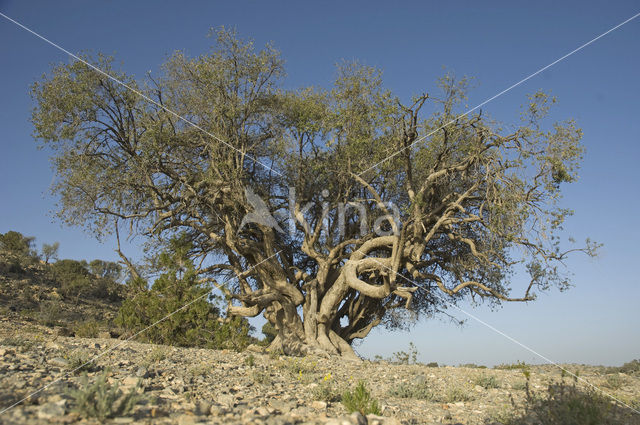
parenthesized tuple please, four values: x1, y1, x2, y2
(135, 366, 148, 378)
(98, 331, 111, 339)
(37, 400, 66, 419)
(349, 412, 367, 425)
(48, 357, 69, 367)
(311, 400, 327, 410)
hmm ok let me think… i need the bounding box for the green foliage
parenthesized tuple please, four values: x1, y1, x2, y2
(116, 236, 254, 350)
(68, 370, 143, 422)
(341, 381, 381, 416)
(41, 242, 60, 264)
(244, 354, 256, 367)
(261, 322, 277, 345)
(425, 362, 439, 368)
(30, 28, 597, 348)
(88, 259, 122, 281)
(0, 231, 37, 258)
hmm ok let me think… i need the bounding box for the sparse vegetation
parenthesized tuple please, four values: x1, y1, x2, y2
(73, 320, 101, 338)
(491, 378, 637, 425)
(64, 349, 95, 374)
(387, 380, 434, 400)
(341, 381, 381, 416)
(441, 386, 475, 403)
(312, 375, 342, 402)
(474, 374, 500, 389)
(67, 370, 143, 422)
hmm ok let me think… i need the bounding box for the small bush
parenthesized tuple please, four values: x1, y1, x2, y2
(115, 237, 255, 350)
(68, 370, 143, 422)
(425, 362, 439, 368)
(244, 354, 256, 367)
(74, 320, 101, 338)
(391, 342, 419, 364)
(38, 300, 62, 327)
(64, 349, 95, 374)
(441, 386, 474, 403)
(474, 374, 500, 389)
(312, 376, 342, 402)
(341, 381, 381, 416)
(601, 374, 626, 390)
(251, 370, 272, 386)
(387, 381, 434, 400)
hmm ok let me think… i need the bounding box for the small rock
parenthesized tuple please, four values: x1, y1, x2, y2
(111, 418, 134, 424)
(349, 412, 367, 425)
(218, 394, 235, 408)
(135, 366, 148, 378)
(37, 400, 66, 419)
(196, 401, 211, 416)
(311, 400, 327, 410)
(98, 331, 111, 339)
(48, 357, 69, 367)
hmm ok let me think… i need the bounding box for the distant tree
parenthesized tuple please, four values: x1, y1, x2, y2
(0, 230, 37, 258)
(88, 259, 122, 282)
(32, 29, 598, 358)
(41, 242, 60, 264)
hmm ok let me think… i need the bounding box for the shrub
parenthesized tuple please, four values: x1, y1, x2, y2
(425, 362, 439, 368)
(38, 300, 62, 327)
(312, 375, 342, 402)
(68, 370, 142, 422)
(441, 386, 474, 403)
(341, 381, 381, 416)
(474, 374, 500, 389)
(601, 374, 626, 390)
(115, 236, 255, 350)
(392, 342, 419, 364)
(74, 320, 101, 338)
(64, 349, 95, 374)
(387, 381, 434, 400)
(493, 381, 637, 425)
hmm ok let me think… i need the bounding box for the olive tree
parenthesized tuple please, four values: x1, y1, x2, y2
(31, 29, 597, 358)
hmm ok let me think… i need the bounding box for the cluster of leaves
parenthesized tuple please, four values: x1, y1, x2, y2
(341, 381, 381, 416)
(115, 236, 255, 350)
(67, 370, 143, 422)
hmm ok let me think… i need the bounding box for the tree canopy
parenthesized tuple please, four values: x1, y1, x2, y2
(31, 28, 597, 357)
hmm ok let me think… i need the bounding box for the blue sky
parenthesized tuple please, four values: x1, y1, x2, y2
(0, 0, 638, 366)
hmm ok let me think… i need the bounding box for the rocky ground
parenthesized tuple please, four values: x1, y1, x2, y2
(1, 315, 639, 425)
